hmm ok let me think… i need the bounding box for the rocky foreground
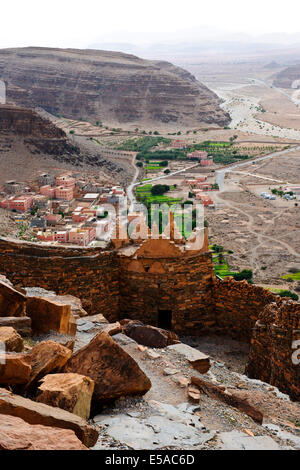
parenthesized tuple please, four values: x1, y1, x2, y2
(0, 47, 230, 129)
(0, 277, 299, 451)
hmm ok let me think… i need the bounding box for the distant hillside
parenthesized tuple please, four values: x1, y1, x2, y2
(0, 47, 230, 129)
(273, 64, 300, 88)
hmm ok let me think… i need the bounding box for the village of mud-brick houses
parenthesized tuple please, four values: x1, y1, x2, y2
(0, 213, 299, 402)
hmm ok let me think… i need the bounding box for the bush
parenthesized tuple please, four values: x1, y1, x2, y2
(136, 161, 143, 167)
(151, 184, 170, 196)
(278, 290, 299, 301)
(233, 269, 253, 281)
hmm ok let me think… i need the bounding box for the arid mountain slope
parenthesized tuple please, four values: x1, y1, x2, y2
(0, 47, 230, 129)
(273, 64, 300, 88)
(0, 105, 134, 186)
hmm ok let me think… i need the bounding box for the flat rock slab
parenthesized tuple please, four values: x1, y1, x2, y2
(93, 413, 215, 450)
(219, 431, 280, 450)
(0, 414, 88, 450)
(147, 400, 206, 430)
(263, 423, 300, 449)
(167, 343, 210, 373)
(0, 387, 98, 447)
(77, 320, 95, 332)
(110, 333, 137, 346)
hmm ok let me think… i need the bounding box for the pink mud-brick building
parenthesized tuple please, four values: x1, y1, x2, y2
(69, 228, 90, 246)
(0, 195, 34, 212)
(195, 176, 207, 182)
(54, 186, 73, 201)
(55, 175, 75, 189)
(40, 185, 55, 198)
(172, 140, 186, 149)
(187, 151, 208, 159)
(36, 231, 55, 242)
(54, 231, 69, 244)
(196, 182, 212, 190)
(196, 194, 214, 206)
(82, 226, 96, 243)
(45, 214, 63, 225)
(200, 159, 214, 167)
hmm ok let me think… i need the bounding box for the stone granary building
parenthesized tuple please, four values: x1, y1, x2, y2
(0, 221, 299, 400)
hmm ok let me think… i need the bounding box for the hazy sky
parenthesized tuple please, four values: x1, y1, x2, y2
(1, 0, 300, 48)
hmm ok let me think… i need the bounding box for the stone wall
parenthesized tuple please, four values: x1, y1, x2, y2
(0, 237, 299, 400)
(0, 239, 119, 317)
(246, 301, 300, 401)
(212, 277, 280, 341)
(119, 251, 215, 335)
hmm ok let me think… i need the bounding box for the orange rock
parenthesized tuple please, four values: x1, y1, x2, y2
(25, 341, 72, 390)
(0, 280, 26, 317)
(0, 352, 31, 384)
(99, 322, 122, 336)
(188, 385, 201, 403)
(0, 317, 31, 336)
(0, 414, 89, 450)
(64, 331, 151, 405)
(0, 327, 23, 352)
(25, 296, 71, 335)
(37, 373, 95, 420)
(0, 388, 98, 447)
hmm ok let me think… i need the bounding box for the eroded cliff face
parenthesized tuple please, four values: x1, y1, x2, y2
(0, 105, 66, 138)
(0, 47, 230, 129)
(0, 105, 134, 186)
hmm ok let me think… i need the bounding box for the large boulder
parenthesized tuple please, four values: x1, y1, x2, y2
(123, 321, 179, 348)
(0, 388, 98, 447)
(0, 326, 23, 352)
(0, 317, 31, 336)
(25, 340, 72, 390)
(0, 414, 88, 450)
(25, 296, 72, 335)
(25, 288, 88, 318)
(0, 352, 31, 384)
(37, 373, 94, 420)
(0, 280, 26, 317)
(64, 331, 151, 405)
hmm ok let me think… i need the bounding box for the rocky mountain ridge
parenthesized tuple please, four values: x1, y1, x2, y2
(0, 47, 230, 129)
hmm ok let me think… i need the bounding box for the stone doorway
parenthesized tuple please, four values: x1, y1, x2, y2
(157, 309, 172, 330)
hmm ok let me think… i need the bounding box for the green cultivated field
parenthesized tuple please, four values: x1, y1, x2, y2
(282, 271, 300, 280)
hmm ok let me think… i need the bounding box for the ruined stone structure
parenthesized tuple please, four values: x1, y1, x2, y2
(0, 228, 299, 400)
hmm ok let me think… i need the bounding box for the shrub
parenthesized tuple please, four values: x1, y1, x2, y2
(151, 184, 170, 196)
(233, 269, 253, 281)
(278, 290, 299, 301)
